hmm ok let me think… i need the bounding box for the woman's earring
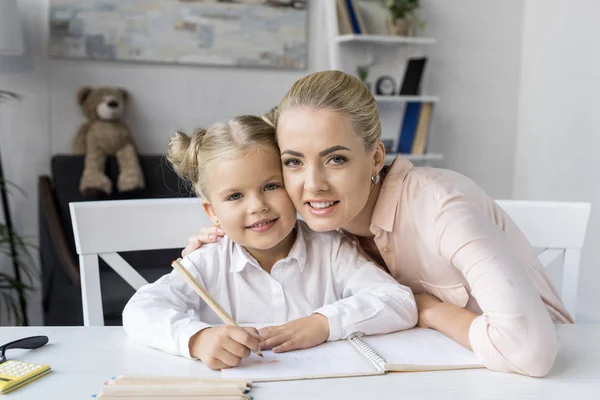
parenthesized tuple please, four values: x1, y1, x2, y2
(371, 174, 381, 185)
(214, 219, 220, 225)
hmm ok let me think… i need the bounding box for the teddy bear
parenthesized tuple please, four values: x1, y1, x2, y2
(73, 86, 145, 196)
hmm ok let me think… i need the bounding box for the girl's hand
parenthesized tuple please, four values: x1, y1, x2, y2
(258, 314, 330, 353)
(189, 326, 261, 370)
(181, 226, 225, 257)
(415, 292, 443, 328)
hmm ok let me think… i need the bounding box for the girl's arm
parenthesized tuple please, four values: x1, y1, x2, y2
(259, 235, 418, 353)
(421, 193, 558, 377)
(122, 257, 214, 358)
(122, 254, 260, 366)
(313, 236, 418, 341)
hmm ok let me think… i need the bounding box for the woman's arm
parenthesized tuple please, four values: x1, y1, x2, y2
(415, 292, 477, 350)
(423, 194, 558, 377)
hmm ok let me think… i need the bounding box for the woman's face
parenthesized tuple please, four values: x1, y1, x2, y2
(277, 107, 377, 232)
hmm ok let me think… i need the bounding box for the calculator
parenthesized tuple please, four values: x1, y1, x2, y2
(0, 336, 50, 394)
(0, 360, 51, 394)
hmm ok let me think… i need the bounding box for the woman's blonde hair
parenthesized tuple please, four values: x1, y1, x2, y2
(276, 70, 381, 150)
(167, 115, 277, 198)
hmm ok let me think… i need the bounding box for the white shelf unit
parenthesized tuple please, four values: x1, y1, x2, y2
(325, 0, 442, 166)
(385, 153, 443, 165)
(335, 34, 436, 46)
(375, 95, 440, 104)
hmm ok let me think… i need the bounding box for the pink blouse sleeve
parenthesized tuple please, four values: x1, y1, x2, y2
(424, 193, 558, 377)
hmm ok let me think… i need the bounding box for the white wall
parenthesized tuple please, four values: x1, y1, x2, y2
(49, 3, 329, 153)
(514, 0, 600, 322)
(421, 0, 524, 198)
(0, 0, 51, 325)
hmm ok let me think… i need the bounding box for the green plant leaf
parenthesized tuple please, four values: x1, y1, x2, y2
(382, 0, 421, 20)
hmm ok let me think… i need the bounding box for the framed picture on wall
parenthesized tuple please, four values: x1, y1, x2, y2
(48, 0, 308, 69)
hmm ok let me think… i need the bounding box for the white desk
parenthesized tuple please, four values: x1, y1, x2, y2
(1, 325, 598, 399)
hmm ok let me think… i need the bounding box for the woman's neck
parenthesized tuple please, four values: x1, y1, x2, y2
(341, 182, 382, 237)
(245, 228, 297, 274)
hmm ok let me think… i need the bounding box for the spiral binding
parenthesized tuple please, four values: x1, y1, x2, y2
(347, 336, 386, 372)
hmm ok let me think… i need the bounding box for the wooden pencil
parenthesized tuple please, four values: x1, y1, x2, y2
(110, 375, 251, 388)
(106, 381, 249, 393)
(171, 260, 263, 357)
(97, 394, 251, 400)
(101, 384, 246, 396)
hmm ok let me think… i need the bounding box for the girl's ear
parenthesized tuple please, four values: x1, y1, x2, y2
(372, 141, 386, 176)
(202, 200, 219, 225)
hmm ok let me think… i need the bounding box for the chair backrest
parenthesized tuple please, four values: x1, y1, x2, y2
(71, 198, 591, 326)
(496, 200, 591, 320)
(70, 198, 209, 326)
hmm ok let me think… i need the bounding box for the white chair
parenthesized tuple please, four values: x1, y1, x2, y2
(70, 198, 209, 326)
(496, 200, 591, 321)
(71, 198, 590, 326)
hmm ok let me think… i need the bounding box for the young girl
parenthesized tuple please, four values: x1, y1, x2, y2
(122, 115, 417, 370)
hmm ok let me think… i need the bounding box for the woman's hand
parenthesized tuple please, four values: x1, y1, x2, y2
(189, 326, 261, 370)
(181, 226, 225, 257)
(258, 314, 330, 353)
(414, 292, 443, 328)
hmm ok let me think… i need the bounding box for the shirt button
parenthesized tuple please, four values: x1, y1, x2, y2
(382, 247, 390, 253)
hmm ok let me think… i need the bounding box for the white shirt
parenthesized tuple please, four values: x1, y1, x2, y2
(123, 221, 417, 359)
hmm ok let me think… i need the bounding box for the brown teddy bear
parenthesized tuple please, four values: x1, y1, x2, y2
(73, 86, 145, 196)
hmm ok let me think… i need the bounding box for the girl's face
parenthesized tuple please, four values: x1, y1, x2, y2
(203, 147, 297, 257)
(277, 107, 378, 232)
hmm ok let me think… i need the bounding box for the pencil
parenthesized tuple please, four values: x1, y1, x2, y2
(171, 260, 263, 357)
(111, 375, 252, 388)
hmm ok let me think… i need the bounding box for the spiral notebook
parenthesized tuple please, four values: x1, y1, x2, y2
(222, 328, 483, 382)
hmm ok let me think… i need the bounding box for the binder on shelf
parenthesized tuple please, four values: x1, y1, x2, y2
(344, 0, 367, 34)
(399, 58, 428, 95)
(397, 102, 421, 154)
(397, 102, 434, 155)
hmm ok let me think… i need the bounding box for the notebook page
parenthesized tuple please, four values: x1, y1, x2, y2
(221, 340, 381, 382)
(361, 328, 482, 371)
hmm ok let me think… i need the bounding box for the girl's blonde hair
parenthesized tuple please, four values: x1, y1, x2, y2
(167, 115, 277, 198)
(276, 70, 381, 150)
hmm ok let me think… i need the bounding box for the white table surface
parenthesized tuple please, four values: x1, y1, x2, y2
(0, 324, 598, 400)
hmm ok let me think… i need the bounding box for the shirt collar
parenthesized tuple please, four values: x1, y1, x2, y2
(370, 157, 414, 233)
(228, 221, 308, 273)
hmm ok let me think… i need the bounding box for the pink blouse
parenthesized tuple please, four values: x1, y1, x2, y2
(369, 157, 572, 377)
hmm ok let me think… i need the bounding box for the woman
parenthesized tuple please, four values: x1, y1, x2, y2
(182, 71, 571, 377)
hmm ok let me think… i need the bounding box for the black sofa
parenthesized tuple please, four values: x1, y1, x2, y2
(39, 155, 194, 326)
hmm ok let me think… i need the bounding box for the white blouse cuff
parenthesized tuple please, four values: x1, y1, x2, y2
(312, 305, 342, 341)
(178, 321, 213, 359)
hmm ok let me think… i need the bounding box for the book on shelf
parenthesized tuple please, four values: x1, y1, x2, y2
(397, 102, 434, 155)
(220, 328, 482, 382)
(336, 0, 353, 35)
(399, 57, 428, 95)
(337, 0, 368, 34)
(411, 102, 434, 154)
